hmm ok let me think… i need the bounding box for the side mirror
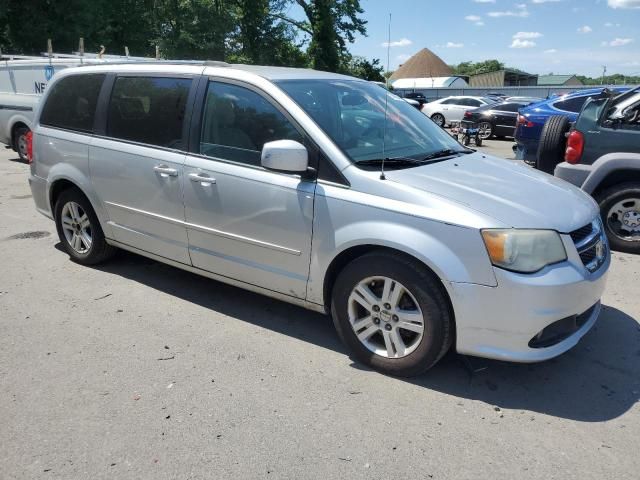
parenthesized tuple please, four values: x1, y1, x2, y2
(261, 140, 308, 173)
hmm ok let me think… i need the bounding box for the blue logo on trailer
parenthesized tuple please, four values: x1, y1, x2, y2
(44, 65, 55, 81)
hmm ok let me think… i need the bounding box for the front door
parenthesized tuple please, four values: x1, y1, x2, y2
(183, 80, 315, 298)
(90, 75, 194, 264)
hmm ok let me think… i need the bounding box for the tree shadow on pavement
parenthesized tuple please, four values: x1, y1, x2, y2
(87, 248, 640, 423)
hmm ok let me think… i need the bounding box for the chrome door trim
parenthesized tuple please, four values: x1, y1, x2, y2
(105, 201, 301, 256)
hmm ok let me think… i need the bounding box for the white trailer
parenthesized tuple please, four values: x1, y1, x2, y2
(1, 53, 152, 159)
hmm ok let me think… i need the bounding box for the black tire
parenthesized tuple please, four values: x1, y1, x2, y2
(596, 182, 640, 254)
(331, 251, 454, 377)
(431, 113, 445, 128)
(478, 121, 493, 140)
(463, 135, 470, 146)
(536, 115, 570, 174)
(12, 126, 30, 162)
(475, 136, 483, 147)
(54, 188, 116, 265)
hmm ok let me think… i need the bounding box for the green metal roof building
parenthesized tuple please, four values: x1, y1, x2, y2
(537, 74, 584, 87)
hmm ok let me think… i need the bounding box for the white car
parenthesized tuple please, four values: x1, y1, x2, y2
(421, 96, 494, 127)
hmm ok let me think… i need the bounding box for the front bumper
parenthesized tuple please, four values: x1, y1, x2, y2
(450, 237, 609, 363)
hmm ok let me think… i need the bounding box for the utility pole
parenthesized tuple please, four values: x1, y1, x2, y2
(601, 65, 607, 85)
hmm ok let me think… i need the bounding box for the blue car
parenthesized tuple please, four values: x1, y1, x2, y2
(514, 87, 628, 163)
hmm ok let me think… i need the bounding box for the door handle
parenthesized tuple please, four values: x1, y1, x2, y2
(153, 165, 178, 177)
(189, 173, 216, 185)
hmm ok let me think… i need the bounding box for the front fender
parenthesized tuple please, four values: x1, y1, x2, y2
(582, 153, 640, 194)
(306, 191, 497, 306)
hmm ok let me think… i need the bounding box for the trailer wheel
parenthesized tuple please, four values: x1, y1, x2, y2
(12, 126, 30, 162)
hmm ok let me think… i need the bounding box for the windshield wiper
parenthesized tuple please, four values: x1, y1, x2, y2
(355, 157, 428, 166)
(355, 149, 470, 167)
(422, 148, 470, 161)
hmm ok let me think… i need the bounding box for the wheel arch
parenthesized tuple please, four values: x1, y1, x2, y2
(321, 244, 458, 343)
(46, 170, 113, 238)
(583, 154, 640, 196)
(322, 243, 455, 314)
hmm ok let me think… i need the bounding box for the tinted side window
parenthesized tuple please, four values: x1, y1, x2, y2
(107, 76, 192, 149)
(464, 99, 482, 107)
(553, 96, 588, 113)
(496, 103, 521, 112)
(200, 82, 303, 167)
(441, 98, 458, 105)
(40, 74, 105, 132)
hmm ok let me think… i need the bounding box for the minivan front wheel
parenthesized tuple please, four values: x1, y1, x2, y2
(54, 189, 116, 264)
(331, 251, 453, 377)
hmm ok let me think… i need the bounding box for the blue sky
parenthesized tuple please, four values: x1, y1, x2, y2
(295, 0, 640, 77)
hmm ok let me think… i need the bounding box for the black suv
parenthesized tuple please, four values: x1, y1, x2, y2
(548, 87, 640, 253)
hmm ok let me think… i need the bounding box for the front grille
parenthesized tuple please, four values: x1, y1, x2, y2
(570, 224, 594, 244)
(569, 219, 607, 272)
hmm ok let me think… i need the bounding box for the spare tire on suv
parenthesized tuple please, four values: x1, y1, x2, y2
(536, 115, 570, 174)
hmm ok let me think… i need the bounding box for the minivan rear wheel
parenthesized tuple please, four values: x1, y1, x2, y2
(331, 251, 453, 377)
(54, 189, 116, 264)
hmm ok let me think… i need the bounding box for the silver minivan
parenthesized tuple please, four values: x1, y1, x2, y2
(28, 63, 610, 376)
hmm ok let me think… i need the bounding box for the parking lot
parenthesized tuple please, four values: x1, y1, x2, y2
(1, 144, 639, 479)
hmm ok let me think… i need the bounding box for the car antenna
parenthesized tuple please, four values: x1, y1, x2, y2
(380, 13, 391, 180)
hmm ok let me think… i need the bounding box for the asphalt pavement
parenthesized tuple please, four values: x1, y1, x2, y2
(1, 146, 638, 480)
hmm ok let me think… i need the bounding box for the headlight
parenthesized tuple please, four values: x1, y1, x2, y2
(481, 229, 567, 273)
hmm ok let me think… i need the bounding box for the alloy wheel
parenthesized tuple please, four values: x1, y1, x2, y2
(60, 201, 93, 254)
(347, 276, 425, 359)
(478, 122, 492, 140)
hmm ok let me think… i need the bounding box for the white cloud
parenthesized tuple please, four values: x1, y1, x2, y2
(445, 42, 464, 48)
(473, 0, 495, 3)
(604, 22, 621, 27)
(465, 15, 482, 21)
(608, 0, 640, 9)
(488, 8, 530, 17)
(381, 38, 412, 48)
(602, 37, 634, 46)
(513, 31, 543, 39)
(531, 0, 563, 3)
(510, 39, 537, 48)
(544, 49, 558, 53)
(577, 25, 592, 33)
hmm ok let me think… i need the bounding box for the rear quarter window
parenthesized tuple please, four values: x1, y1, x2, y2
(553, 96, 588, 113)
(40, 74, 105, 132)
(107, 76, 192, 149)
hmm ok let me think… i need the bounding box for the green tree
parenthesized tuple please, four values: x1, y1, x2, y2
(345, 56, 384, 81)
(277, 0, 367, 72)
(233, 0, 309, 66)
(450, 59, 504, 76)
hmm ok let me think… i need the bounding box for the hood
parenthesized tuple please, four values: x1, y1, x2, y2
(384, 153, 598, 231)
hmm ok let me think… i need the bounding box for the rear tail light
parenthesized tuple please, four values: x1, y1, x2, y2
(565, 130, 584, 164)
(517, 115, 534, 128)
(26, 131, 33, 164)
(464, 111, 472, 119)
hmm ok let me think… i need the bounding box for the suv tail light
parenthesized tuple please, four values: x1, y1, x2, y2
(464, 111, 472, 119)
(517, 115, 533, 128)
(565, 130, 584, 164)
(26, 130, 34, 164)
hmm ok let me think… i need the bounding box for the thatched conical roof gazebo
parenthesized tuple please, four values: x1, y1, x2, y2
(389, 48, 453, 81)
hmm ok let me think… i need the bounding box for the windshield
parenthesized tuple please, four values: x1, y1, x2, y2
(276, 79, 463, 163)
